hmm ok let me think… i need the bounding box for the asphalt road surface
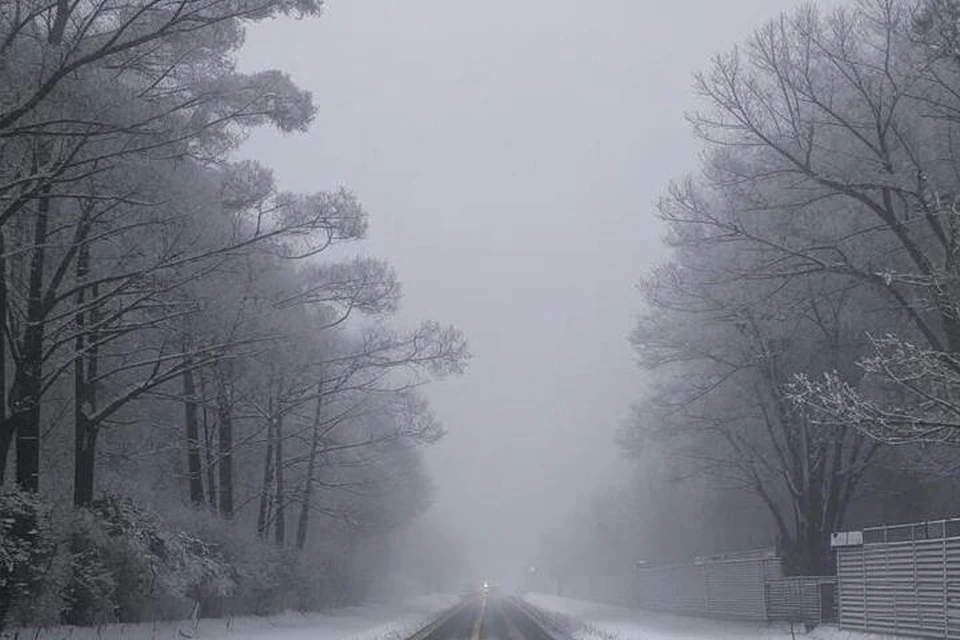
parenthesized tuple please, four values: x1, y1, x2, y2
(409, 593, 561, 640)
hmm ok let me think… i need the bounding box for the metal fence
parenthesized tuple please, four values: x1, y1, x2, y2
(560, 550, 843, 624)
(834, 518, 960, 639)
(765, 576, 836, 624)
(631, 550, 783, 621)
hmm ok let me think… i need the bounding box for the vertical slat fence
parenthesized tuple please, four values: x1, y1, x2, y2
(834, 518, 960, 639)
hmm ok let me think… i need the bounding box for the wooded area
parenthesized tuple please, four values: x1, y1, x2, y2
(0, 0, 468, 629)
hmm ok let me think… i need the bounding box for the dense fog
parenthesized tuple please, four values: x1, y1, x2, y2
(6, 0, 960, 634)
(237, 0, 811, 589)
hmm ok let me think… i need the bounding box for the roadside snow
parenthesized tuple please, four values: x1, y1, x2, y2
(524, 593, 908, 640)
(1, 594, 457, 640)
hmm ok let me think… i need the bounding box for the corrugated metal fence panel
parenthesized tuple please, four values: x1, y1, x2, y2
(561, 551, 787, 623)
(838, 545, 866, 630)
(766, 577, 833, 623)
(945, 537, 960, 639)
(836, 521, 960, 639)
(705, 558, 770, 620)
(636, 563, 709, 615)
(634, 556, 779, 620)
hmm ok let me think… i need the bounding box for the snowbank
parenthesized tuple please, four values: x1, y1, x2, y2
(524, 593, 909, 640)
(1, 594, 457, 640)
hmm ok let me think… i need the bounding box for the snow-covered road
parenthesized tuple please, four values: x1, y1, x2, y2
(524, 593, 909, 640)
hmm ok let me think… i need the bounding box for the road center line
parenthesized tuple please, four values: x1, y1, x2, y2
(470, 595, 487, 640)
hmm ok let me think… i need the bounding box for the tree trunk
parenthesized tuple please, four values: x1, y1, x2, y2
(0, 431, 10, 488)
(47, 0, 70, 45)
(74, 414, 98, 507)
(217, 378, 234, 517)
(13, 187, 51, 492)
(274, 413, 285, 546)
(0, 229, 9, 484)
(200, 373, 217, 512)
(73, 241, 100, 507)
(296, 380, 323, 550)
(257, 407, 275, 539)
(183, 364, 204, 505)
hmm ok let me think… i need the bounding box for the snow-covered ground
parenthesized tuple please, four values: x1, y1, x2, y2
(0, 594, 457, 640)
(524, 593, 908, 640)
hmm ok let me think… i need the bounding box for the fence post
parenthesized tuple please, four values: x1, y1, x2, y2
(887, 538, 897, 633)
(836, 547, 842, 630)
(863, 541, 868, 631)
(943, 536, 948, 639)
(761, 560, 769, 621)
(702, 563, 710, 616)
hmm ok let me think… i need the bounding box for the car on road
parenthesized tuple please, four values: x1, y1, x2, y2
(481, 580, 499, 595)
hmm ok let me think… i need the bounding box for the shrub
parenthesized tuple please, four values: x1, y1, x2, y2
(0, 489, 60, 631)
(2, 491, 366, 629)
(1, 493, 238, 627)
(71, 496, 236, 622)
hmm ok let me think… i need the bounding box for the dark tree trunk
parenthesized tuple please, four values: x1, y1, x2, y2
(257, 408, 275, 539)
(74, 415, 98, 507)
(200, 373, 217, 512)
(0, 430, 10, 487)
(48, 0, 70, 44)
(12, 346, 44, 495)
(296, 380, 323, 550)
(274, 413, 285, 546)
(183, 364, 204, 505)
(217, 379, 234, 517)
(73, 241, 100, 507)
(14, 190, 50, 492)
(0, 229, 9, 484)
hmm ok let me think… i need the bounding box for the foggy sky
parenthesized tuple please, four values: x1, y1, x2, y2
(238, 0, 813, 582)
